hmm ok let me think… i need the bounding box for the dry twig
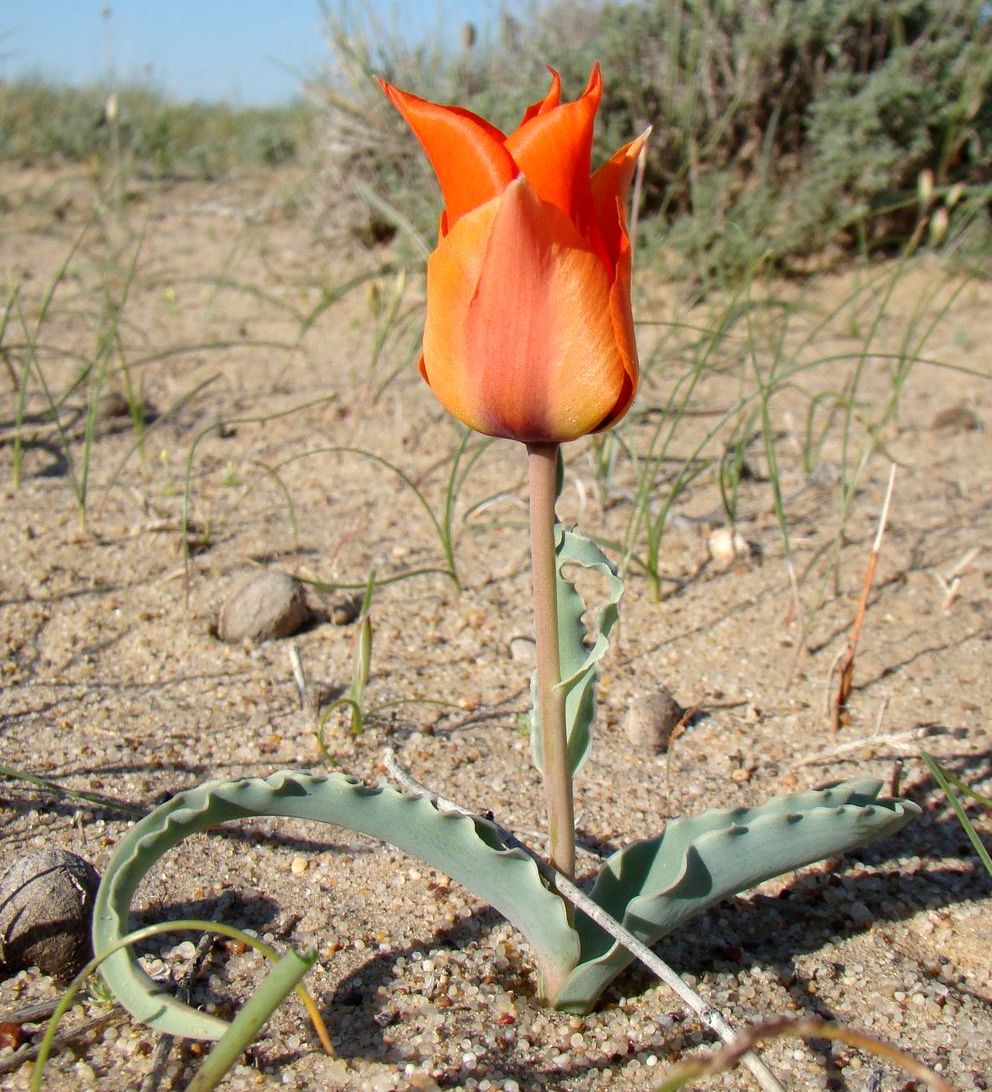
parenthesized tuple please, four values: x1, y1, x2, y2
(931, 545, 980, 612)
(656, 1015, 954, 1091)
(831, 464, 897, 730)
(0, 1011, 121, 1077)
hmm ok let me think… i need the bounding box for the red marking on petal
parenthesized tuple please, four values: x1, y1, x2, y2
(463, 180, 627, 441)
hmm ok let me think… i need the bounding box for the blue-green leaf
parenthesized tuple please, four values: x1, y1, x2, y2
(551, 779, 921, 1012)
(530, 524, 624, 777)
(93, 771, 580, 1040)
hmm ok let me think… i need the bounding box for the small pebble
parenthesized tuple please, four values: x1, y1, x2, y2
(508, 636, 535, 664)
(0, 849, 100, 983)
(707, 527, 753, 565)
(329, 592, 362, 626)
(848, 901, 874, 927)
(217, 569, 309, 643)
(931, 404, 981, 432)
(624, 685, 685, 753)
(96, 391, 130, 420)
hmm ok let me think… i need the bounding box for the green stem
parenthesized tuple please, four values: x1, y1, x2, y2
(187, 950, 316, 1092)
(527, 441, 575, 879)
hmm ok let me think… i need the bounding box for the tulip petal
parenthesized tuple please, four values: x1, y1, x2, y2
(519, 67, 561, 124)
(377, 78, 517, 230)
(423, 178, 633, 443)
(597, 232, 638, 432)
(591, 128, 651, 265)
(504, 65, 602, 236)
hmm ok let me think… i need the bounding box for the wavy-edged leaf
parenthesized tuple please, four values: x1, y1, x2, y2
(551, 780, 921, 1012)
(92, 771, 580, 1040)
(530, 524, 623, 777)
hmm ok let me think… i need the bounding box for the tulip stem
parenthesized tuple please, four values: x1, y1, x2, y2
(527, 441, 575, 880)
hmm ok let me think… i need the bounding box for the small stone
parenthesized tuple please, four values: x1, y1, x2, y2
(624, 686, 685, 753)
(329, 592, 362, 626)
(96, 391, 130, 420)
(508, 636, 535, 663)
(290, 856, 308, 876)
(0, 849, 100, 984)
(848, 901, 874, 927)
(708, 527, 753, 565)
(217, 570, 309, 643)
(931, 404, 981, 432)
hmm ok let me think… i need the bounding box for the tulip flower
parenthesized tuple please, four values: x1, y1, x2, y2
(381, 67, 647, 879)
(379, 65, 647, 444)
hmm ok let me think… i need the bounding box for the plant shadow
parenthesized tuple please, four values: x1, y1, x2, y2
(307, 759, 990, 1085)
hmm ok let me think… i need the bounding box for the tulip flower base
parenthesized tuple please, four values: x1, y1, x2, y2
(90, 455, 918, 1037)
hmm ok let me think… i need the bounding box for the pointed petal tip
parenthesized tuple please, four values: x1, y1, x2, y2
(622, 127, 653, 161)
(585, 62, 603, 96)
(377, 77, 419, 117)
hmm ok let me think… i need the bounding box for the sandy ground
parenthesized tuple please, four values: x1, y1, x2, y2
(1, 166, 991, 1090)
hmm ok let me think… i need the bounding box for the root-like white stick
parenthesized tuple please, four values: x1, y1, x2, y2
(288, 643, 308, 710)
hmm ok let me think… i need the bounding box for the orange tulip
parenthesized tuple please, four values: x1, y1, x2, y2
(379, 66, 647, 444)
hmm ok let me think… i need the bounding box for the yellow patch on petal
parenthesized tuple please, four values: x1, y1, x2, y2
(421, 200, 497, 433)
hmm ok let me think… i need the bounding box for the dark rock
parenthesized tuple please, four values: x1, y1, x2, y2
(931, 404, 981, 432)
(0, 849, 101, 983)
(329, 592, 362, 626)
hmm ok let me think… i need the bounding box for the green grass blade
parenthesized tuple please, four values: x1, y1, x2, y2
(921, 753, 992, 878)
(186, 950, 316, 1092)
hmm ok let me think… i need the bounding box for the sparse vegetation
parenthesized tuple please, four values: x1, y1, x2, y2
(0, 78, 309, 178)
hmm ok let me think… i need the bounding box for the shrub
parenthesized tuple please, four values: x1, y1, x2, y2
(0, 79, 309, 178)
(312, 0, 992, 279)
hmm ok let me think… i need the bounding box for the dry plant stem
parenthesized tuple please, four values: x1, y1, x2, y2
(832, 463, 896, 730)
(527, 441, 575, 879)
(0, 1011, 121, 1077)
(382, 750, 784, 1092)
(288, 643, 308, 711)
(661, 1015, 954, 1091)
(546, 877, 783, 1092)
(139, 891, 238, 1092)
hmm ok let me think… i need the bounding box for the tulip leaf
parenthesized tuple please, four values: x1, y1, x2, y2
(92, 771, 580, 1040)
(93, 771, 920, 1030)
(549, 779, 921, 1012)
(530, 523, 624, 777)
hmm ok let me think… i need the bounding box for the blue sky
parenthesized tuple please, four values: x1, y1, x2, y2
(2, 1, 511, 105)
